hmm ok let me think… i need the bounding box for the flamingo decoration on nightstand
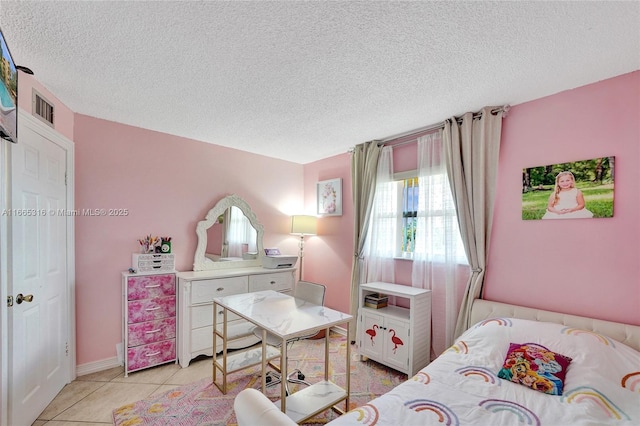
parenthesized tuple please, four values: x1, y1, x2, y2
(389, 329, 404, 354)
(366, 324, 379, 345)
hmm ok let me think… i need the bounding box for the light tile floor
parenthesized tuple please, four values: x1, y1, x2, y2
(33, 356, 212, 425)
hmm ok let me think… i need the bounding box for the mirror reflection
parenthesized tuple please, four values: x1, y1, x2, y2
(206, 206, 258, 261)
(193, 194, 264, 271)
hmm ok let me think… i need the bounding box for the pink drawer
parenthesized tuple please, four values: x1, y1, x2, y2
(127, 296, 176, 323)
(127, 274, 175, 300)
(127, 317, 176, 347)
(127, 339, 176, 372)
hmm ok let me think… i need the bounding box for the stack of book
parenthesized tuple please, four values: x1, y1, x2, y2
(364, 293, 388, 309)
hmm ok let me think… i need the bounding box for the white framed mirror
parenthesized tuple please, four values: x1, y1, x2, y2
(193, 194, 265, 271)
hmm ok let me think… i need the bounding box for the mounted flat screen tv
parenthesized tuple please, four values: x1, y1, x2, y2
(0, 27, 18, 143)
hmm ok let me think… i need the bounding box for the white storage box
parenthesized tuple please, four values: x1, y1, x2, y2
(261, 255, 298, 269)
(132, 253, 175, 272)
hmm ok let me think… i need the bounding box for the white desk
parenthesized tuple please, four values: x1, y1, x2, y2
(213, 290, 353, 423)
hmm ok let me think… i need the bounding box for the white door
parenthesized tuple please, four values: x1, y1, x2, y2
(9, 122, 69, 425)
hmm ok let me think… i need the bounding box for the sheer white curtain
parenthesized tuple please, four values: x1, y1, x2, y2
(363, 146, 396, 284)
(227, 206, 257, 258)
(411, 132, 469, 358)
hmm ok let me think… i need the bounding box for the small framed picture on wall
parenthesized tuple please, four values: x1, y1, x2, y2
(317, 178, 342, 216)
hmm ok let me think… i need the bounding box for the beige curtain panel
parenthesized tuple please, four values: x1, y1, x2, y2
(349, 141, 383, 339)
(443, 106, 504, 338)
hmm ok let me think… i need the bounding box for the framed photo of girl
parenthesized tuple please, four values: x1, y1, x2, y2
(522, 156, 615, 220)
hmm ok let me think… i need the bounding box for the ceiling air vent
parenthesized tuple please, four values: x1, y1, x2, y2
(32, 89, 54, 127)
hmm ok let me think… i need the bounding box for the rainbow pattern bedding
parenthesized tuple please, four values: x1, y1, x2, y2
(329, 318, 640, 425)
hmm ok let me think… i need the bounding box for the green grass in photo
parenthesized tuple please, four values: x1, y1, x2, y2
(522, 183, 613, 220)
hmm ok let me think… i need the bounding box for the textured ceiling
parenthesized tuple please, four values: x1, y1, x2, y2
(1, 1, 639, 164)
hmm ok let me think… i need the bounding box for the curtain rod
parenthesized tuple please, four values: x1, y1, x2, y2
(378, 104, 510, 147)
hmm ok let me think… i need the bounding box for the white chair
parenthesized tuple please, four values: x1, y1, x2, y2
(234, 388, 297, 426)
(252, 280, 326, 393)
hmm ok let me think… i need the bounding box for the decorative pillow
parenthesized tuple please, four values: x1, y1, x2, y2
(497, 342, 572, 395)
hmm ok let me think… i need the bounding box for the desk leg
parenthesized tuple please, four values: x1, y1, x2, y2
(280, 336, 287, 413)
(324, 327, 330, 382)
(212, 302, 218, 384)
(222, 308, 228, 393)
(261, 329, 267, 393)
(212, 304, 229, 394)
(346, 324, 350, 411)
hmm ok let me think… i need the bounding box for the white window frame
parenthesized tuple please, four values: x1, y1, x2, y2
(392, 170, 467, 263)
(394, 170, 416, 259)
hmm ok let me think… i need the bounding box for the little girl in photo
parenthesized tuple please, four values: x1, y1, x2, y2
(541, 171, 594, 219)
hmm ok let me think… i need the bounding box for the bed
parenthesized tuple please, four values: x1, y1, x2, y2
(234, 299, 640, 426)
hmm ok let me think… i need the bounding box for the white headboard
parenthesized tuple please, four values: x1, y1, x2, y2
(470, 299, 640, 352)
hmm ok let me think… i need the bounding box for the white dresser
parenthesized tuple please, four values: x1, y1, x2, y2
(357, 282, 431, 376)
(176, 267, 295, 367)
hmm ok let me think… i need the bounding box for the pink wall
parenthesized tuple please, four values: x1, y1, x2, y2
(302, 154, 354, 314)
(73, 115, 303, 364)
(484, 71, 640, 325)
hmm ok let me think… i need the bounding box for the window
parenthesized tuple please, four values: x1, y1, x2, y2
(366, 144, 467, 265)
(401, 177, 418, 254)
(394, 171, 467, 263)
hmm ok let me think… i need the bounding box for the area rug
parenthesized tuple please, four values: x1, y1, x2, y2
(113, 332, 406, 425)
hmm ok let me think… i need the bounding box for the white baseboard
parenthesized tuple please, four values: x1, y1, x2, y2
(76, 356, 122, 377)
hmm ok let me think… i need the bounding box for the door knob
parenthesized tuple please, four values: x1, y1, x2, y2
(16, 293, 34, 304)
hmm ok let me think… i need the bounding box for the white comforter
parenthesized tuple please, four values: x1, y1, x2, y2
(329, 318, 640, 425)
